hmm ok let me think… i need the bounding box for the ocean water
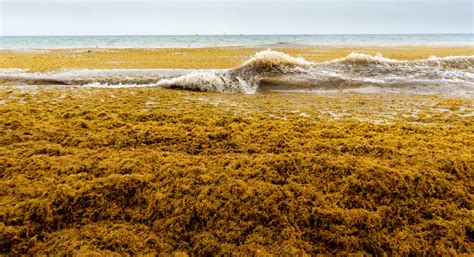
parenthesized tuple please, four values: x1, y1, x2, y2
(0, 34, 473, 49)
(1, 35, 473, 96)
(2, 50, 473, 96)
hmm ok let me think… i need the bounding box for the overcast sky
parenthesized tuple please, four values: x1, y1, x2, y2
(1, 0, 472, 35)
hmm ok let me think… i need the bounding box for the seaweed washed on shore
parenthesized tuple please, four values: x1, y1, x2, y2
(1, 86, 473, 255)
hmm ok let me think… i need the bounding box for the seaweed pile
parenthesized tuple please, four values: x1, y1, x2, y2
(2, 46, 474, 73)
(0, 88, 473, 255)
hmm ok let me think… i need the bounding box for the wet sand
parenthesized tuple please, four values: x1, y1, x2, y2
(1, 46, 473, 72)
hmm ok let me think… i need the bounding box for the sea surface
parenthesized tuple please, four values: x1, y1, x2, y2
(1, 50, 473, 96)
(1, 34, 473, 96)
(1, 34, 473, 49)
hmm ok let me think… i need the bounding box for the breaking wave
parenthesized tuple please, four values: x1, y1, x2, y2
(156, 50, 474, 95)
(332, 52, 474, 69)
(156, 72, 255, 93)
(1, 50, 473, 96)
(156, 50, 312, 93)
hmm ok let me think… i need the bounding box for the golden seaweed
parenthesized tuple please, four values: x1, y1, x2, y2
(0, 87, 473, 255)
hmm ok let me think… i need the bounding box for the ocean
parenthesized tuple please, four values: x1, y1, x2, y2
(1, 34, 473, 96)
(2, 49, 473, 97)
(1, 34, 473, 49)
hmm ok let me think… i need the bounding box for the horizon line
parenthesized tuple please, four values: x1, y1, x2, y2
(1, 33, 473, 37)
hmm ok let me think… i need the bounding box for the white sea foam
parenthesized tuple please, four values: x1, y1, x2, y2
(330, 52, 474, 69)
(242, 49, 314, 69)
(156, 71, 256, 93)
(332, 52, 397, 64)
(83, 82, 158, 88)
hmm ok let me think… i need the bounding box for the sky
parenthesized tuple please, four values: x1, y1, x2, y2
(1, 0, 473, 36)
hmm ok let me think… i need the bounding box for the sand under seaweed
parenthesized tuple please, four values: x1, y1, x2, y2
(1, 86, 473, 255)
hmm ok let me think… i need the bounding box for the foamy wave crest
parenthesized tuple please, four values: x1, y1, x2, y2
(155, 50, 312, 93)
(331, 52, 474, 69)
(332, 52, 397, 65)
(423, 55, 474, 69)
(241, 49, 314, 71)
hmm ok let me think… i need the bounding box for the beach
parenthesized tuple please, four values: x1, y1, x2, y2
(1, 44, 473, 255)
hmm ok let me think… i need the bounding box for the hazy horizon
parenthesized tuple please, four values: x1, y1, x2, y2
(1, 0, 472, 36)
(1, 32, 473, 36)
